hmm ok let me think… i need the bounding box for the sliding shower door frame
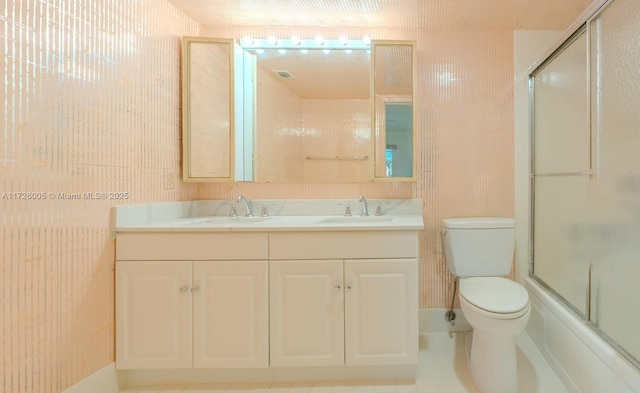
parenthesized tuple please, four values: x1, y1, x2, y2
(528, 0, 640, 371)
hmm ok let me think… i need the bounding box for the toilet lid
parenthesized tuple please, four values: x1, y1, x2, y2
(459, 277, 529, 314)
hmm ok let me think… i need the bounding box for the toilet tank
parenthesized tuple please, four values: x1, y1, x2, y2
(443, 217, 516, 277)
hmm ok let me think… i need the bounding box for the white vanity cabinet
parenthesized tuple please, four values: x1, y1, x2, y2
(268, 231, 419, 368)
(269, 259, 345, 367)
(116, 260, 193, 369)
(344, 258, 418, 366)
(115, 227, 419, 380)
(115, 233, 269, 370)
(192, 260, 268, 368)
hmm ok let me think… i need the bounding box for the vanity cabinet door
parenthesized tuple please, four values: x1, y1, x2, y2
(193, 260, 269, 368)
(116, 261, 193, 369)
(269, 260, 344, 367)
(344, 259, 418, 366)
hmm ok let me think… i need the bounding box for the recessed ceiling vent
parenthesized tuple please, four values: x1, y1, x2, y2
(273, 70, 294, 79)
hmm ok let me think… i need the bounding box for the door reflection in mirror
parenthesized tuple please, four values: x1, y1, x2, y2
(373, 42, 415, 179)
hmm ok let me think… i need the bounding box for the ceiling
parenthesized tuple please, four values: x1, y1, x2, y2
(167, 0, 594, 30)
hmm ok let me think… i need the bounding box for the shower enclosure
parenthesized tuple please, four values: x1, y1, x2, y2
(530, 0, 640, 369)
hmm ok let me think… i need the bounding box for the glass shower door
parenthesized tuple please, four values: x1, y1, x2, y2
(531, 0, 640, 368)
(531, 28, 591, 315)
(588, 0, 640, 365)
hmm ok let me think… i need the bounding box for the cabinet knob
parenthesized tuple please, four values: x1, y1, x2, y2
(335, 284, 342, 291)
(345, 284, 352, 291)
(179, 286, 189, 293)
(190, 286, 200, 293)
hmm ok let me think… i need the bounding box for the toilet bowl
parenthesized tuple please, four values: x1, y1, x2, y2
(442, 218, 530, 393)
(459, 277, 530, 393)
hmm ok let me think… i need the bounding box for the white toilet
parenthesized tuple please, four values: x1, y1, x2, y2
(442, 217, 530, 393)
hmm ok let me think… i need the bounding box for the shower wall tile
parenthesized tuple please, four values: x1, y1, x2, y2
(2, 1, 201, 392)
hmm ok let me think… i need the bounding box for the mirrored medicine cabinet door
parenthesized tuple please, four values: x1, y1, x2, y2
(181, 37, 417, 183)
(181, 36, 235, 181)
(372, 41, 416, 179)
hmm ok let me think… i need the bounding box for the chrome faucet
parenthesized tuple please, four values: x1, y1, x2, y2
(236, 195, 254, 217)
(358, 195, 369, 216)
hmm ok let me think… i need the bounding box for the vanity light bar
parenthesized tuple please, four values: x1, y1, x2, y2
(240, 37, 371, 50)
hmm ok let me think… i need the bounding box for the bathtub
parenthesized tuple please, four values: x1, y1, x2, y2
(525, 278, 640, 393)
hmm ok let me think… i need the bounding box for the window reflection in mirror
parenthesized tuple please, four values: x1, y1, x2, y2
(372, 41, 416, 179)
(385, 102, 413, 177)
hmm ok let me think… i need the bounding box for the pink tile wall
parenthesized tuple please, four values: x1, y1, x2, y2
(2, 1, 200, 392)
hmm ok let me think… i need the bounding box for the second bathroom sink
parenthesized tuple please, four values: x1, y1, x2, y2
(317, 216, 393, 224)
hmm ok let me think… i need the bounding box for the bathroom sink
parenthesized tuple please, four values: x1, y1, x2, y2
(317, 216, 393, 224)
(195, 216, 272, 225)
(170, 216, 271, 226)
(228, 216, 272, 224)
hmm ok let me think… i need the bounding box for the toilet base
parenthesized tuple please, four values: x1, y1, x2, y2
(466, 329, 518, 393)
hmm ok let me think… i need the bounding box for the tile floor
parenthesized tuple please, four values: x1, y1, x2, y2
(120, 332, 569, 393)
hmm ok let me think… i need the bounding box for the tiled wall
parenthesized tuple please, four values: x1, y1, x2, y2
(2, 1, 200, 392)
(2, 1, 590, 392)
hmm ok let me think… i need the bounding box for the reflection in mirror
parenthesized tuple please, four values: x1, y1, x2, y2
(247, 47, 372, 183)
(373, 41, 415, 179)
(182, 37, 234, 181)
(385, 102, 413, 177)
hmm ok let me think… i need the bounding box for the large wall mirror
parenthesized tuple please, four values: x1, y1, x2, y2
(182, 37, 416, 183)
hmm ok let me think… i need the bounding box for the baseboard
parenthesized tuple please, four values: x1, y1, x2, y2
(118, 364, 417, 389)
(419, 308, 471, 333)
(62, 363, 118, 393)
